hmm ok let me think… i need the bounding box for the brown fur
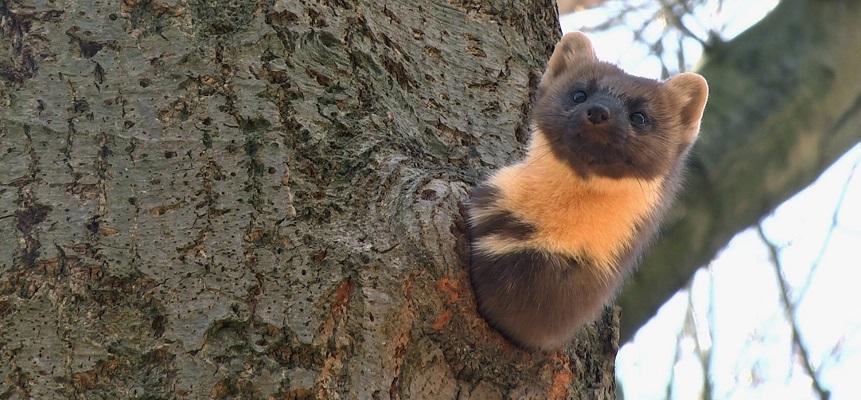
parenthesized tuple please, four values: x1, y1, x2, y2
(467, 32, 708, 351)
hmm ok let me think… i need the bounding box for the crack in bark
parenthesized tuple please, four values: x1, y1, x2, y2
(388, 275, 418, 400)
(310, 278, 355, 398)
(62, 120, 77, 185)
(118, 89, 143, 272)
(85, 132, 112, 281)
(0, 2, 55, 86)
(13, 125, 49, 268)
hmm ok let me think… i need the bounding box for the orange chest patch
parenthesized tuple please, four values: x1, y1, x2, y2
(490, 151, 663, 272)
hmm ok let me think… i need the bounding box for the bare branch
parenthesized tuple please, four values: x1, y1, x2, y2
(581, 4, 658, 34)
(796, 157, 861, 301)
(676, 33, 687, 72)
(755, 224, 830, 400)
(621, 0, 861, 341)
(699, 268, 717, 400)
(659, 0, 710, 48)
(557, 0, 608, 15)
(665, 290, 690, 400)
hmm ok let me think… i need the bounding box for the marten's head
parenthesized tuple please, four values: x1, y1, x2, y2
(531, 32, 708, 180)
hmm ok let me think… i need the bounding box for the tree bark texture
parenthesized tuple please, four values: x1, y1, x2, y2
(619, 0, 861, 339)
(0, 0, 619, 399)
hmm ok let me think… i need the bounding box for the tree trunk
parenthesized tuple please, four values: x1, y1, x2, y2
(0, 0, 618, 398)
(619, 0, 861, 339)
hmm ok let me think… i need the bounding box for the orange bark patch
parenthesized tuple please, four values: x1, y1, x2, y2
(148, 201, 183, 216)
(210, 379, 231, 399)
(315, 352, 344, 399)
(72, 370, 99, 391)
(548, 368, 574, 399)
(245, 228, 264, 242)
(35, 257, 62, 275)
(313, 280, 355, 398)
(70, 358, 121, 392)
(389, 327, 412, 399)
(332, 279, 354, 309)
(436, 277, 461, 303)
(547, 353, 575, 400)
(99, 226, 119, 236)
(431, 310, 453, 331)
(314, 279, 355, 345)
(389, 275, 419, 398)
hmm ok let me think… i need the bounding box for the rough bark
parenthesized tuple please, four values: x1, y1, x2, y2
(0, 0, 618, 399)
(619, 0, 861, 339)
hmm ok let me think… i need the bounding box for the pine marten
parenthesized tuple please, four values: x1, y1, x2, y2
(468, 32, 708, 351)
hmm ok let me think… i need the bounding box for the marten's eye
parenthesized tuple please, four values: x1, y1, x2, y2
(630, 112, 648, 127)
(571, 90, 587, 104)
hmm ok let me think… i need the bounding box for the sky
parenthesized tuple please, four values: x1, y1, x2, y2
(561, 1, 861, 399)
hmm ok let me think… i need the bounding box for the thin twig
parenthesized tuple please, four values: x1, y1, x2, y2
(580, 3, 656, 33)
(659, 0, 709, 47)
(796, 157, 861, 301)
(665, 289, 690, 400)
(688, 277, 713, 400)
(756, 224, 830, 400)
(702, 267, 717, 400)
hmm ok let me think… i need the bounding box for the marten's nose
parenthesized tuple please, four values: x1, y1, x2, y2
(586, 105, 610, 125)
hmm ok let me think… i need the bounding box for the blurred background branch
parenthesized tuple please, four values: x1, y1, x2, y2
(557, 0, 607, 15)
(563, 0, 861, 397)
(756, 224, 830, 400)
(610, 0, 861, 342)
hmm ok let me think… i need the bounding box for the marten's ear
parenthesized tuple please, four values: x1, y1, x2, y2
(665, 72, 709, 140)
(542, 32, 597, 83)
